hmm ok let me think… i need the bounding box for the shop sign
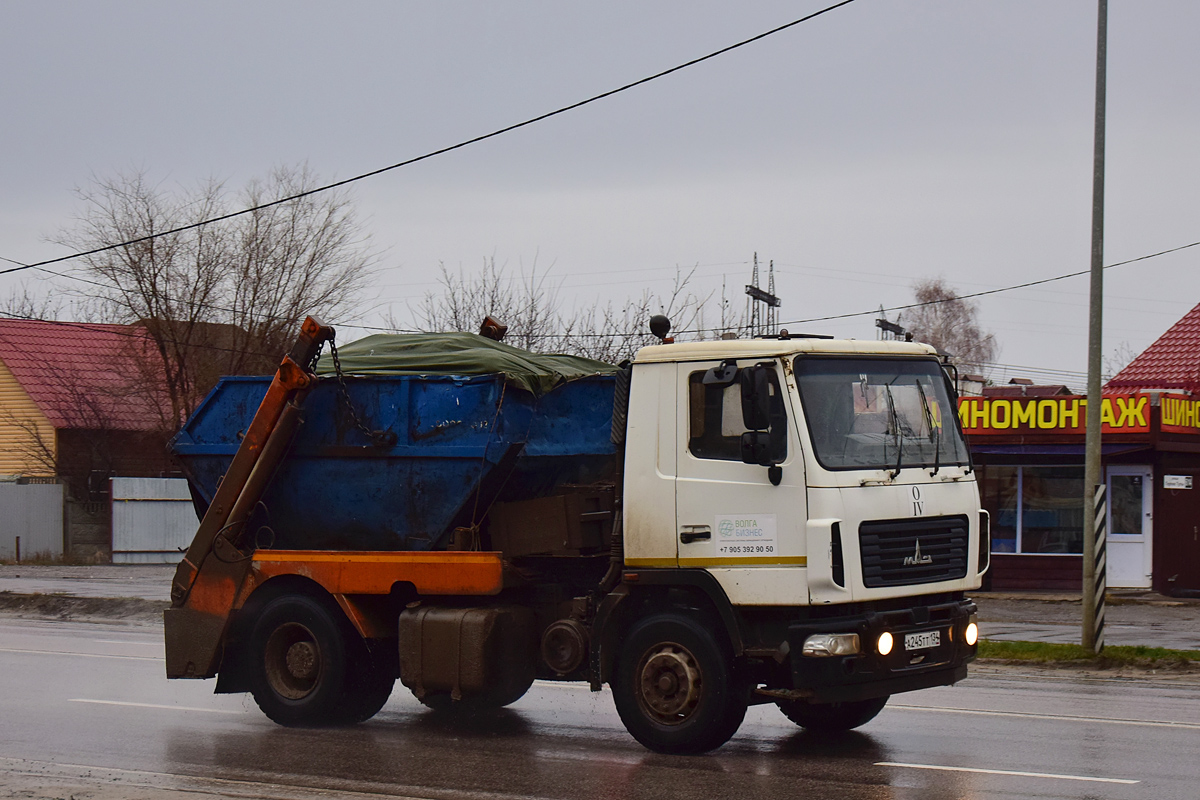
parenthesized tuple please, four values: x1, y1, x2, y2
(1164, 474, 1193, 490)
(1160, 394, 1200, 434)
(956, 395, 1150, 435)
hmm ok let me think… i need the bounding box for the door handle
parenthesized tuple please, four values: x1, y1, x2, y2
(680, 525, 711, 544)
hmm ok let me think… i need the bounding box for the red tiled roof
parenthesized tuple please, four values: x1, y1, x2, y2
(1106, 302, 1200, 394)
(982, 384, 1072, 397)
(0, 319, 168, 431)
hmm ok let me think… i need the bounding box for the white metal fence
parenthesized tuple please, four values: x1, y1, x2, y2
(111, 478, 197, 564)
(0, 482, 64, 560)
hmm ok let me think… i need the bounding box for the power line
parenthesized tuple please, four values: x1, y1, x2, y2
(772, 240, 1200, 330)
(0, 0, 858, 279)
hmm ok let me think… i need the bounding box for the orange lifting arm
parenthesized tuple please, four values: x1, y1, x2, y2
(165, 316, 334, 679)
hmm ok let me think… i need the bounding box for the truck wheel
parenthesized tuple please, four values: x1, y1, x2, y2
(342, 651, 395, 723)
(611, 612, 747, 754)
(777, 696, 889, 732)
(248, 594, 352, 726)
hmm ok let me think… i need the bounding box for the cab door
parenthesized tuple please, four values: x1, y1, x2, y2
(673, 359, 807, 604)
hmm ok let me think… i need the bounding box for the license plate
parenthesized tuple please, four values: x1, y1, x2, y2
(904, 630, 941, 651)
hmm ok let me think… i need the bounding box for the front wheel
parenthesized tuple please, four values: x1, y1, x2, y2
(611, 612, 747, 754)
(777, 696, 889, 732)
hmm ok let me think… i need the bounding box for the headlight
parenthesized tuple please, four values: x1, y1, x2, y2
(877, 631, 894, 656)
(965, 617, 979, 646)
(802, 633, 861, 657)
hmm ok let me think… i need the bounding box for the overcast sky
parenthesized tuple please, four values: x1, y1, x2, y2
(3, 1, 1198, 386)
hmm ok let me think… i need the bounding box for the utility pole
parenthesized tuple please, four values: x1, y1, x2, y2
(1082, 0, 1108, 654)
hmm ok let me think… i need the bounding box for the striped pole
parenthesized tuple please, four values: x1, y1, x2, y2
(1091, 483, 1107, 654)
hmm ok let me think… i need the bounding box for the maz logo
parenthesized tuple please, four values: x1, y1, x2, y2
(902, 542, 931, 566)
(903, 539, 933, 566)
(911, 485, 924, 516)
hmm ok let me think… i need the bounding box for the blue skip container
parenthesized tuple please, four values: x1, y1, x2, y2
(171, 334, 619, 552)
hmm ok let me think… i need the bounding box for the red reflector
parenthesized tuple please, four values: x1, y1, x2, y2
(623, 572, 640, 582)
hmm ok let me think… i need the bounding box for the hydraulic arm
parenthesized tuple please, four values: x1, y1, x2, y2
(164, 316, 334, 679)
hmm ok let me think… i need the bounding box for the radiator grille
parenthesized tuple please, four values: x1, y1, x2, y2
(859, 515, 969, 587)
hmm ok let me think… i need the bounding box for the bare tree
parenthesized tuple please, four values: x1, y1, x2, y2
(1103, 340, 1139, 380)
(55, 165, 378, 427)
(412, 258, 564, 352)
(904, 277, 998, 373)
(411, 260, 711, 363)
(1, 284, 66, 321)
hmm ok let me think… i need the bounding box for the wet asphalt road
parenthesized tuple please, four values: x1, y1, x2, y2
(1, 618, 1198, 800)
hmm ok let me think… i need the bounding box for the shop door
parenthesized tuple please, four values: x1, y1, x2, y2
(1106, 466, 1153, 589)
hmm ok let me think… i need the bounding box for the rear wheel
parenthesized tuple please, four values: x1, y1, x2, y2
(777, 696, 889, 732)
(342, 648, 396, 723)
(248, 594, 354, 726)
(611, 612, 747, 754)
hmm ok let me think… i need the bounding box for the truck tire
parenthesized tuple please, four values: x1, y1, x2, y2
(611, 612, 747, 754)
(776, 696, 889, 732)
(248, 594, 354, 726)
(342, 650, 395, 723)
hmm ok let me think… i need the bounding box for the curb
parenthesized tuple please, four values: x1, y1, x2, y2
(0, 592, 165, 623)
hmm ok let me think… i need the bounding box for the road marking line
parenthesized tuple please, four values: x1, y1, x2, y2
(876, 761, 1139, 785)
(68, 698, 242, 715)
(891, 703, 1200, 730)
(0, 647, 156, 661)
(90, 639, 159, 646)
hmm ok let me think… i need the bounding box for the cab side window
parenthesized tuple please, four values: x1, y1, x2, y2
(688, 373, 746, 460)
(687, 368, 788, 462)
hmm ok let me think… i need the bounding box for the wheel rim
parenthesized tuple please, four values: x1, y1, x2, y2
(263, 621, 321, 700)
(636, 642, 701, 725)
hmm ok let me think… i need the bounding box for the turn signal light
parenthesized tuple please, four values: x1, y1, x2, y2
(877, 631, 894, 656)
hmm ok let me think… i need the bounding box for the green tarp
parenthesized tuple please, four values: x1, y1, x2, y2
(315, 332, 619, 397)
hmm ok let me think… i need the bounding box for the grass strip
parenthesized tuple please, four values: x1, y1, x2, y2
(980, 639, 1200, 667)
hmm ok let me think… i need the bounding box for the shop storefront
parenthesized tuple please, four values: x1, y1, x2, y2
(958, 392, 1200, 596)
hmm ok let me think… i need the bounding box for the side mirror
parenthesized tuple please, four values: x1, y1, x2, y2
(740, 365, 772, 430)
(740, 431, 772, 465)
(740, 432, 784, 486)
(738, 363, 787, 477)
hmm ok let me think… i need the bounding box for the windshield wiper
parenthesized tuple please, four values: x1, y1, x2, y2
(884, 384, 902, 479)
(916, 381, 940, 476)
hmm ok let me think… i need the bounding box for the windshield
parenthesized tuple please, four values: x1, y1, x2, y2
(793, 357, 971, 471)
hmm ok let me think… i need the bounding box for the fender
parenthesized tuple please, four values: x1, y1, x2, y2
(590, 568, 746, 689)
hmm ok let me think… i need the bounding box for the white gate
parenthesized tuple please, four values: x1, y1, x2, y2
(111, 478, 198, 564)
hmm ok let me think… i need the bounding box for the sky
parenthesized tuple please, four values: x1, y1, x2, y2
(2, 1, 1198, 389)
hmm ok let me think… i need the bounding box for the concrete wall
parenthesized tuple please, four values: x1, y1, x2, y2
(0, 482, 64, 560)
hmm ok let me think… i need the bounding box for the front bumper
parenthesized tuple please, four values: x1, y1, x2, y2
(780, 597, 976, 703)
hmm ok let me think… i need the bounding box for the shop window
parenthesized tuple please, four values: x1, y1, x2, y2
(980, 466, 1018, 553)
(979, 465, 1084, 554)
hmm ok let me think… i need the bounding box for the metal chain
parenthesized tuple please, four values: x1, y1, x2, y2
(327, 336, 396, 447)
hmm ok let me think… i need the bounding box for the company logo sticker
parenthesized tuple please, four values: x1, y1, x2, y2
(714, 514, 777, 557)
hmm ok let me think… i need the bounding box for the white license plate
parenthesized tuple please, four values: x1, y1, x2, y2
(904, 630, 941, 651)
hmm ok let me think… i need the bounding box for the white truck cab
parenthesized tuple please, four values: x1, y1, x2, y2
(602, 336, 985, 752)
